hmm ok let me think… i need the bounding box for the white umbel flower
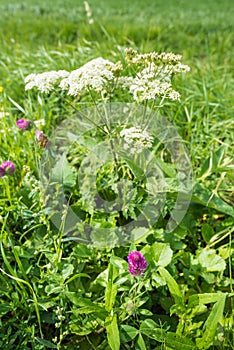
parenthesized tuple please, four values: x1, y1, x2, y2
(25, 70, 69, 93)
(120, 126, 154, 154)
(125, 62, 181, 102)
(59, 58, 115, 96)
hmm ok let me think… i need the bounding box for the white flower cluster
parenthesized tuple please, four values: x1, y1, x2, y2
(122, 48, 190, 103)
(59, 58, 115, 96)
(120, 126, 154, 155)
(24, 48, 190, 103)
(120, 61, 189, 102)
(25, 70, 69, 93)
(125, 48, 184, 66)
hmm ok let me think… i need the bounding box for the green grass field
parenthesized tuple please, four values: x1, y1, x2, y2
(0, 0, 233, 349)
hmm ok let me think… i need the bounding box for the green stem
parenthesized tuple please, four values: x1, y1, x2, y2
(63, 96, 107, 135)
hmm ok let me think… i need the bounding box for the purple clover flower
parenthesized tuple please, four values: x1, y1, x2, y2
(127, 251, 148, 276)
(16, 118, 33, 130)
(0, 161, 15, 178)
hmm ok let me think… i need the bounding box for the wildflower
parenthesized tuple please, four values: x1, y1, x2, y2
(125, 48, 183, 66)
(0, 86, 3, 93)
(59, 58, 116, 96)
(35, 129, 49, 148)
(0, 109, 10, 118)
(16, 118, 33, 130)
(34, 119, 45, 127)
(123, 48, 189, 103)
(25, 70, 69, 93)
(120, 126, 154, 154)
(127, 251, 148, 276)
(126, 63, 181, 102)
(0, 161, 15, 178)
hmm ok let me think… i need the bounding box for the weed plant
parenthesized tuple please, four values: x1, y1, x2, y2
(0, 0, 233, 349)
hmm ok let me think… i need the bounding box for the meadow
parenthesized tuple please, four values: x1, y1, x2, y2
(0, 0, 234, 349)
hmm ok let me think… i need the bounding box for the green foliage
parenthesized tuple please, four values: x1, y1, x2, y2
(0, 0, 234, 349)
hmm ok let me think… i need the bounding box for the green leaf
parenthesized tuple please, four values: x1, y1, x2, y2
(52, 153, 77, 190)
(140, 319, 164, 341)
(45, 284, 64, 295)
(155, 158, 177, 178)
(90, 227, 119, 249)
(105, 262, 118, 312)
(191, 182, 234, 217)
(62, 263, 74, 280)
(136, 333, 147, 350)
(64, 293, 107, 318)
(113, 272, 129, 286)
(198, 249, 226, 272)
(120, 325, 138, 343)
(140, 319, 196, 349)
(151, 242, 173, 267)
(152, 271, 167, 287)
(131, 227, 151, 243)
(139, 309, 153, 316)
(188, 293, 225, 308)
(8, 96, 26, 114)
(167, 182, 234, 218)
(158, 267, 183, 305)
(122, 155, 145, 180)
(65, 273, 90, 285)
(199, 145, 226, 179)
(106, 314, 120, 350)
(0, 303, 12, 316)
(201, 223, 215, 243)
(72, 244, 93, 258)
(196, 293, 226, 349)
(164, 332, 197, 350)
(35, 337, 57, 349)
(110, 256, 128, 270)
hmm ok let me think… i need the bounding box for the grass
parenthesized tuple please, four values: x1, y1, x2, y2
(0, 0, 234, 349)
